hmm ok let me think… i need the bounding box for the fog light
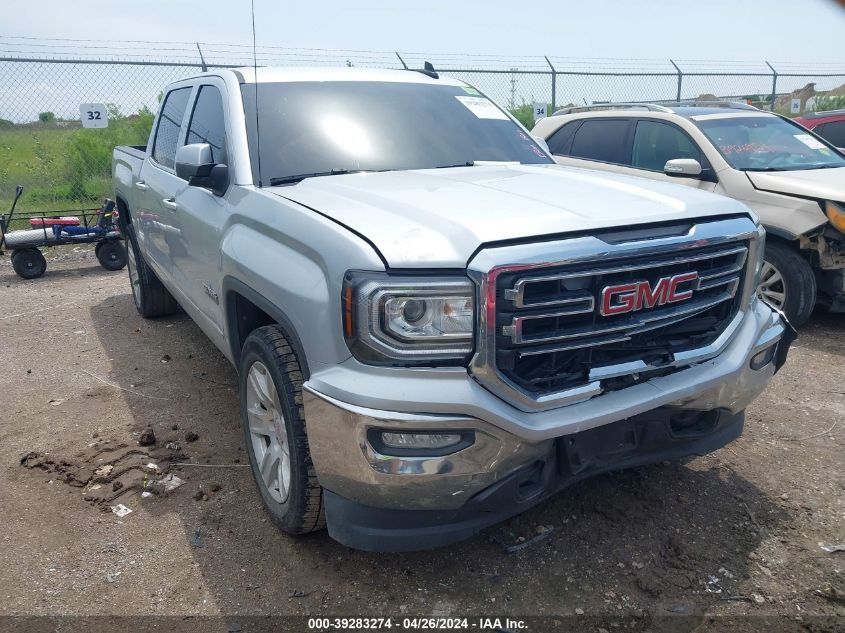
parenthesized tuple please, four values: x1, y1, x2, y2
(750, 345, 776, 370)
(368, 429, 474, 456)
(381, 432, 462, 449)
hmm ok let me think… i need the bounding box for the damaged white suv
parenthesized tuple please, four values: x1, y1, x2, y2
(533, 103, 845, 325)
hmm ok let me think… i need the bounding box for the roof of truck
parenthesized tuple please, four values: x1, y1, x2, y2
(231, 66, 467, 86)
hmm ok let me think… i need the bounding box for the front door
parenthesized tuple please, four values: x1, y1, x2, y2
(170, 81, 232, 334)
(615, 119, 717, 192)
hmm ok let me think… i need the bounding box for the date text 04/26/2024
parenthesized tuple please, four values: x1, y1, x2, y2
(307, 617, 528, 630)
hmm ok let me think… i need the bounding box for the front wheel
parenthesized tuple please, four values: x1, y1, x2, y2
(239, 325, 325, 536)
(758, 241, 816, 327)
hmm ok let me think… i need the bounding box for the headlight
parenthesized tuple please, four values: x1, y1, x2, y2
(825, 200, 845, 233)
(342, 272, 475, 365)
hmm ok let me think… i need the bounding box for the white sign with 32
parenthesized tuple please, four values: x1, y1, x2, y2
(79, 103, 108, 128)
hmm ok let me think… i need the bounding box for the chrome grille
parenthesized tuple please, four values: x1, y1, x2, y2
(500, 244, 746, 349)
(468, 217, 763, 412)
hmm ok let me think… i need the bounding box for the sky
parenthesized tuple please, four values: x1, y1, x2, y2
(1, 0, 844, 123)
(2, 0, 844, 68)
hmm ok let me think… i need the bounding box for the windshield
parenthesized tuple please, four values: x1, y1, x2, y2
(693, 114, 845, 171)
(241, 81, 551, 184)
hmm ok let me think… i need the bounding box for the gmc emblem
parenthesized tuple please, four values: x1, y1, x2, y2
(600, 272, 699, 316)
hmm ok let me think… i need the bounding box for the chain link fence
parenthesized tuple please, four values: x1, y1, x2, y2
(1, 46, 844, 213)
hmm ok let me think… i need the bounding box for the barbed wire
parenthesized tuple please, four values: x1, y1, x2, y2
(1, 35, 843, 74)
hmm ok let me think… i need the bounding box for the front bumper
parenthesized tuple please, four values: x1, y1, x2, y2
(320, 408, 745, 552)
(302, 299, 793, 550)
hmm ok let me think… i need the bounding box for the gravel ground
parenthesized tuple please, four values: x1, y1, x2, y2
(0, 248, 842, 632)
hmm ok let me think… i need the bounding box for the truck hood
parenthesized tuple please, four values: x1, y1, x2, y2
(269, 163, 750, 268)
(746, 167, 845, 202)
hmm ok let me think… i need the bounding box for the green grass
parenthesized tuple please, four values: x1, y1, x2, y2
(0, 127, 75, 212)
(0, 107, 154, 217)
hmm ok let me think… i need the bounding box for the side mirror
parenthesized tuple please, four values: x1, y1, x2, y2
(175, 143, 229, 197)
(664, 158, 703, 178)
(175, 143, 213, 180)
(533, 136, 551, 154)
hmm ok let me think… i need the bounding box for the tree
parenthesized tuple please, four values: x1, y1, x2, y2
(38, 111, 56, 123)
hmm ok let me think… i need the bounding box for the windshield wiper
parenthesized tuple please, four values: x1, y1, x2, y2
(430, 160, 524, 169)
(744, 164, 844, 172)
(430, 161, 476, 169)
(268, 169, 369, 186)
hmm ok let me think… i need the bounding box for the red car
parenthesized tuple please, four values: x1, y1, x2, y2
(794, 109, 845, 149)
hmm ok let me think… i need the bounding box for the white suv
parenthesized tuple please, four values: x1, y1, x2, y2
(532, 102, 845, 325)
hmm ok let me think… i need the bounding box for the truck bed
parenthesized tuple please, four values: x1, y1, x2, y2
(112, 145, 147, 214)
(114, 145, 147, 160)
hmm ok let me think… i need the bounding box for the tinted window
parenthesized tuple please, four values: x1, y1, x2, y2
(240, 82, 552, 184)
(152, 87, 191, 170)
(632, 120, 701, 171)
(546, 121, 578, 155)
(186, 85, 228, 165)
(569, 119, 629, 164)
(695, 115, 845, 171)
(818, 121, 845, 147)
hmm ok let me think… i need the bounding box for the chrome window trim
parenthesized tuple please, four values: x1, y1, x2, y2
(467, 216, 764, 413)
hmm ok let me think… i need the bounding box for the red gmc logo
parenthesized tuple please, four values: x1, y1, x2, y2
(600, 272, 699, 316)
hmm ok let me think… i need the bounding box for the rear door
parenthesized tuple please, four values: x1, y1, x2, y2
(615, 118, 718, 191)
(137, 85, 193, 281)
(169, 79, 232, 334)
(549, 118, 633, 175)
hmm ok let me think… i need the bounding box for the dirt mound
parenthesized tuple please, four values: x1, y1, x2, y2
(20, 437, 185, 509)
(776, 82, 816, 109)
(826, 82, 845, 97)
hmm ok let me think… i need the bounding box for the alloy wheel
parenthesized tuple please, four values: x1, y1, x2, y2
(757, 260, 786, 308)
(245, 361, 291, 503)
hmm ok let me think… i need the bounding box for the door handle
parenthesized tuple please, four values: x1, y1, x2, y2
(134, 181, 148, 191)
(161, 198, 179, 210)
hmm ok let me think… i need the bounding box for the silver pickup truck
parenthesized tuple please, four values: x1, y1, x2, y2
(113, 67, 793, 552)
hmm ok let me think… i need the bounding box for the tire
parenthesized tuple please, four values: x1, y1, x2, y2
(759, 241, 816, 327)
(95, 240, 127, 271)
(123, 222, 178, 318)
(239, 325, 325, 536)
(11, 248, 46, 279)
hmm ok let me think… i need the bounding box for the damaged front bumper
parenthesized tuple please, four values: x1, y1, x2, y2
(302, 299, 794, 551)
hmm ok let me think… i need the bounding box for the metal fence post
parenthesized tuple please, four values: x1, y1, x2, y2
(765, 61, 777, 109)
(196, 43, 208, 72)
(670, 59, 682, 101)
(545, 56, 556, 112)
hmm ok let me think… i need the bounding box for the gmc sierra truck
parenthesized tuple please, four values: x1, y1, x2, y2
(113, 67, 793, 552)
